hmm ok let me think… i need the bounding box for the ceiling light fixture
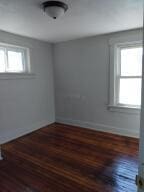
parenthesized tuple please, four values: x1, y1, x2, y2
(42, 1, 68, 19)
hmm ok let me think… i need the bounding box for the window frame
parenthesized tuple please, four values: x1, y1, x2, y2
(0, 42, 32, 77)
(108, 36, 142, 114)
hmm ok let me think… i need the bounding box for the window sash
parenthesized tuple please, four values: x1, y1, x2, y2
(118, 76, 142, 78)
(116, 76, 142, 107)
(109, 35, 142, 112)
(7, 50, 24, 72)
(117, 45, 142, 77)
(0, 44, 29, 73)
(114, 43, 142, 107)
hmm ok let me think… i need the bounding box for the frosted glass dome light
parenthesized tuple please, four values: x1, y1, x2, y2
(42, 1, 68, 19)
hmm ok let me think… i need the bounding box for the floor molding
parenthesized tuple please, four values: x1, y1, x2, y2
(56, 117, 139, 138)
(0, 120, 55, 145)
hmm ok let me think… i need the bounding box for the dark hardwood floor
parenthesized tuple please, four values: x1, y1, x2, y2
(0, 123, 139, 192)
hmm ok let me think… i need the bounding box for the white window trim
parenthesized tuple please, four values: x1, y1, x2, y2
(0, 42, 35, 79)
(108, 105, 141, 114)
(108, 34, 142, 114)
(0, 73, 36, 80)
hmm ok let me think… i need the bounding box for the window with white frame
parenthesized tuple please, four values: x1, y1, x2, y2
(0, 43, 30, 73)
(109, 39, 143, 111)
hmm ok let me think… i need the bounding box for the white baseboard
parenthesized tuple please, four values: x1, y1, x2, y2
(56, 117, 139, 138)
(0, 119, 55, 145)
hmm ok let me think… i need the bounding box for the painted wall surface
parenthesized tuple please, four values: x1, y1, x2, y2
(0, 31, 55, 144)
(54, 29, 142, 137)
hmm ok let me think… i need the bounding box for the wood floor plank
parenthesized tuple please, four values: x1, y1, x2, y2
(0, 123, 138, 192)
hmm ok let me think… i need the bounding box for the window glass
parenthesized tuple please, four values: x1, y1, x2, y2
(7, 51, 24, 72)
(119, 78, 141, 106)
(0, 44, 28, 74)
(120, 47, 142, 76)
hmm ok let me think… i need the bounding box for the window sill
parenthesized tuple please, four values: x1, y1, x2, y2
(108, 105, 141, 114)
(0, 73, 36, 80)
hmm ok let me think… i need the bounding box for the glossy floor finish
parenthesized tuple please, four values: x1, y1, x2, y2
(0, 123, 139, 192)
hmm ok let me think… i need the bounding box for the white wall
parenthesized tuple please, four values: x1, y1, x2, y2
(54, 29, 142, 137)
(0, 31, 55, 144)
(0, 29, 141, 147)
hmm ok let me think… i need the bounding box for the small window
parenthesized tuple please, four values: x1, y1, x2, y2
(0, 43, 30, 73)
(109, 40, 143, 112)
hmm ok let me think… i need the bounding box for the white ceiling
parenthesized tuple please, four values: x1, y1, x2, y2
(0, 0, 142, 43)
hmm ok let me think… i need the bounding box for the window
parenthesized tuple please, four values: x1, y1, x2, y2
(117, 45, 142, 107)
(0, 43, 30, 74)
(109, 37, 143, 113)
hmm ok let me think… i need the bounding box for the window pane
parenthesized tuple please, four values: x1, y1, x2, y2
(119, 78, 141, 106)
(121, 47, 142, 76)
(7, 51, 24, 72)
(0, 50, 5, 72)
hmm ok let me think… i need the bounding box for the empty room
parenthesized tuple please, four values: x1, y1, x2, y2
(0, 0, 143, 192)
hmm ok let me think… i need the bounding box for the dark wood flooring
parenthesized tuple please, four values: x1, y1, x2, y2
(0, 123, 139, 192)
